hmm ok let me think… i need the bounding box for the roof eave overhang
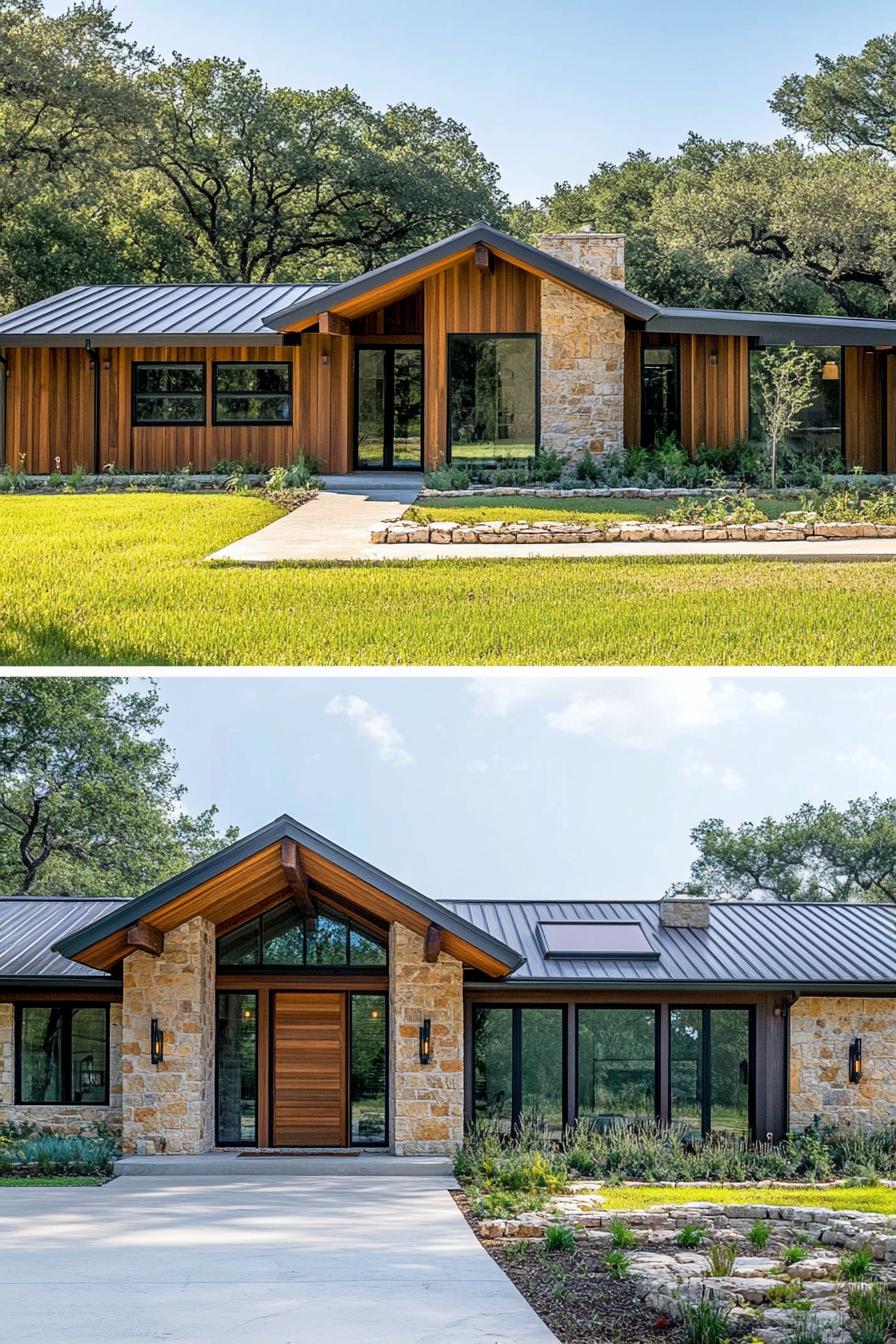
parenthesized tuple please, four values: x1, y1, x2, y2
(647, 312, 896, 347)
(54, 816, 523, 978)
(263, 223, 660, 331)
(0, 332, 288, 349)
(0, 975, 121, 991)
(466, 978, 896, 994)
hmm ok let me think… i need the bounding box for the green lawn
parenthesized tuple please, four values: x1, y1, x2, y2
(3, 495, 896, 665)
(599, 1184, 896, 1214)
(407, 495, 796, 526)
(0, 1176, 106, 1186)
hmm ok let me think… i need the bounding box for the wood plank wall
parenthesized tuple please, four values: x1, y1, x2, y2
(626, 331, 751, 453)
(424, 255, 541, 470)
(4, 346, 96, 473)
(843, 347, 896, 472)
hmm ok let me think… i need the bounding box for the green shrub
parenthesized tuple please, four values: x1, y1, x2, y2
(576, 449, 604, 483)
(840, 1245, 875, 1281)
(676, 1289, 731, 1344)
(605, 1248, 630, 1280)
(749, 1219, 771, 1249)
(609, 1217, 637, 1249)
(212, 456, 266, 476)
(707, 1242, 736, 1277)
(425, 464, 470, 490)
(544, 1224, 575, 1252)
(768, 1282, 811, 1309)
(676, 1223, 705, 1248)
(529, 449, 565, 483)
(784, 1244, 809, 1266)
(665, 494, 767, 526)
(265, 456, 323, 491)
(0, 1125, 120, 1176)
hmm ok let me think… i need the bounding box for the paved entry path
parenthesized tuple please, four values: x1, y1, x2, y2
(0, 1176, 559, 1344)
(208, 479, 896, 564)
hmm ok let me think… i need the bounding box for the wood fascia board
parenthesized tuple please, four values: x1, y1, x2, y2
(278, 249, 474, 331)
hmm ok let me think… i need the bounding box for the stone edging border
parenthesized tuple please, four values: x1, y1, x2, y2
(373, 520, 896, 544)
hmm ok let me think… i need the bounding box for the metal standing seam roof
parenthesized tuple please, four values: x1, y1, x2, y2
(0, 282, 332, 344)
(441, 899, 896, 989)
(0, 899, 129, 981)
(645, 307, 896, 346)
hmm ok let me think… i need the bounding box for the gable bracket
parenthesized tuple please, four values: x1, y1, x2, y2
(423, 923, 442, 963)
(280, 838, 317, 922)
(125, 921, 164, 957)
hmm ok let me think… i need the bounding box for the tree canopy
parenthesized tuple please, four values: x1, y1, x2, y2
(669, 795, 896, 904)
(0, 678, 236, 896)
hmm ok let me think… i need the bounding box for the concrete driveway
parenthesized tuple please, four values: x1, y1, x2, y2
(0, 1176, 558, 1344)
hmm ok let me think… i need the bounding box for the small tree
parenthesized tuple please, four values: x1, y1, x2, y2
(753, 342, 818, 488)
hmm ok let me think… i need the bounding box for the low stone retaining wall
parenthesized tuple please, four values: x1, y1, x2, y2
(4, 473, 268, 494)
(420, 486, 810, 499)
(374, 520, 896, 544)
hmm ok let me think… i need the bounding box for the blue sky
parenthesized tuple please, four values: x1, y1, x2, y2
(141, 672, 896, 905)
(57, 0, 895, 199)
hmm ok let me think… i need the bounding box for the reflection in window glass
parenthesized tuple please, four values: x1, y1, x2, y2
(305, 914, 348, 965)
(520, 1008, 564, 1134)
(711, 1009, 750, 1139)
(750, 346, 842, 462)
(351, 994, 386, 1144)
(216, 993, 257, 1144)
(217, 920, 261, 966)
(18, 1005, 108, 1105)
(70, 1007, 107, 1104)
(449, 337, 537, 462)
(357, 348, 386, 468)
(19, 1006, 63, 1103)
(214, 363, 292, 424)
(641, 345, 679, 446)
(578, 1008, 657, 1128)
(133, 363, 205, 424)
(349, 928, 387, 965)
(670, 1008, 703, 1139)
(216, 903, 387, 968)
(473, 1006, 513, 1133)
(262, 905, 303, 964)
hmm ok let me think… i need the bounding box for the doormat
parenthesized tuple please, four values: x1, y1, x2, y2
(238, 1149, 361, 1158)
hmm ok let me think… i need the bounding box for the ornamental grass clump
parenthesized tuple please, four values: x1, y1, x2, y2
(676, 1223, 705, 1249)
(676, 1289, 732, 1344)
(749, 1220, 771, 1249)
(707, 1242, 737, 1277)
(0, 1126, 119, 1177)
(847, 1282, 896, 1344)
(605, 1249, 631, 1280)
(544, 1224, 576, 1253)
(609, 1218, 637, 1249)
(840, 1245, 875, 1282)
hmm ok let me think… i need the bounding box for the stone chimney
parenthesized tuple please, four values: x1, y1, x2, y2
(536, 228, 625, 287)
(659, 897, 711, 929)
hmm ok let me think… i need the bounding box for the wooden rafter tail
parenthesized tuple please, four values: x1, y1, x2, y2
(423, 923, 442, 963)
(318, 311, 350, 336)
(280, 838, 317, 920)
(125, 921, 164, 957)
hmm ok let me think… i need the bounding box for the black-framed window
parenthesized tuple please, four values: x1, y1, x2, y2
(350, 992, 387, 1146)
(16, 1004, 109, 1106)
(670, 1006, 753, 1139)
(216, 901, 387, 970)
(749, 344, 843, 459)
(641, 342, 680, 447)
(448, 335, 539, 463)
(577, 1006, 659, 1129)
(213, 362, 292, 425)
(215, 992, 257, 1146)
(472, 1004, 564, 1135)
(133, 363, 205, 425)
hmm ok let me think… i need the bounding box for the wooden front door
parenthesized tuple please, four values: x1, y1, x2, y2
(272, 992, 347, 1146)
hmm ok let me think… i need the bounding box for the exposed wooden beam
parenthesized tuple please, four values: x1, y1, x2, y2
(474, 242, 491, 272)
(423, 923, 442, 963)
(125, 921, 164, 957)
(280, 838, 316, 919)
(318, 311, 350, 336)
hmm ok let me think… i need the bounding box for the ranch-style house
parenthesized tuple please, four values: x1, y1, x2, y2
(1, 224, 896, 477)
(1, 815, 895, 1156)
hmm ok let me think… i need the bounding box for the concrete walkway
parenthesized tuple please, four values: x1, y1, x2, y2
(0, 1176, 558, 1344)
(208, 481, 896, 564)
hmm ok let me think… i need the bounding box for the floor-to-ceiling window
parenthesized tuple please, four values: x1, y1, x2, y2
(670, 1007, 751, 1139)
(216, 992, 257, 1145)
(448, 336, 539, 463)
(350, 993, 387, 1144)
(577, 1007, 658, 1128)
(472, 1005, 564, 1134)
(641, 343, 680, 446)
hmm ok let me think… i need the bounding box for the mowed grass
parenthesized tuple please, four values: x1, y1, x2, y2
(599, 1184, 896, 1214)
(406, 495, 796, 526)
(3, 495, 896, 665)
(0, 1176, 106, 1186)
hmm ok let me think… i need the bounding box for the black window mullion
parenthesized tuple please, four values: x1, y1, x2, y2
(62, 1006, 72, 1105)
(383, 349, 396, 468)
(511, 1007, 523, 1130)
(701, 1008, 712, 1137)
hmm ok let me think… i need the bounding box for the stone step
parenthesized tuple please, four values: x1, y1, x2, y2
(114, 1151, 455, 1179)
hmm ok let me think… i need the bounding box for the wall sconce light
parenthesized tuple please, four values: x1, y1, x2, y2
(821, 360, 840, 381)
(708, 352, 719, 366)
(418, 1018, 432, 1066)
(150, 1017, 164, 1066)
(321, 350, 330, 366)
(848, 1037, 863, 1084)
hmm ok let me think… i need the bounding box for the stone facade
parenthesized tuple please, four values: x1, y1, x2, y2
(790, 996, 896, 1130)
(0, 1000, 122, 1133)
(121, 916, 215, 1154)
(388, 923, 464, 1155)
(537, 231, 626, 459)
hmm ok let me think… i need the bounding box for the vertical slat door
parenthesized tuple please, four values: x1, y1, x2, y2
(273, 992, 347, 1146)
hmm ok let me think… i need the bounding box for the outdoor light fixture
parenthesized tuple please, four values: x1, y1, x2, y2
(822, 360, 840, 381)
(849, 1037, 863, 1085)
(708, 352, 719, 366)
(419, 1018, 432, 1065)
(78, 1058, 105, 1091)
(150, 1017, 164, 1066)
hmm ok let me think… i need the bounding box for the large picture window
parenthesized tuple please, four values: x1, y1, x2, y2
(749, 345, 842, 459)
(16, 1004, 109, 1105)
(577, 1007, 658, 1129)
(449, 335, 538, 462)
(214, 363, 292, 424)
(133, 363, 205, 425)
(216, 992, 257, 1145)
(670, 1007, 751, 1139)
(216, 901, 387, 970)
(472, 1005, 563, 1135)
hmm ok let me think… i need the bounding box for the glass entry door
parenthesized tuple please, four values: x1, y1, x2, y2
(355, 345, 423, 469)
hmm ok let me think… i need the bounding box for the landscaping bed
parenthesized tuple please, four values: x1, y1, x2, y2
(0, 1123, 120, 1181)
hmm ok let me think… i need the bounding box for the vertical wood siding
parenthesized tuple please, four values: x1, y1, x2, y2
(623, 331, 750, 453)
(843, 346, 896, 472)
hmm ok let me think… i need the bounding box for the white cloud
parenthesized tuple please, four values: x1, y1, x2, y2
(467, 678, 545, 718)
(680, 751, 743, 791)
(834, 745, 891, 775)
(325, 694, 414, 767)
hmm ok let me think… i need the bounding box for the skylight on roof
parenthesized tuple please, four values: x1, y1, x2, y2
(536, 921, 659, 960)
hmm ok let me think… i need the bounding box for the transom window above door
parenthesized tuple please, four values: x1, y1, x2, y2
(216, 900, 387, 968)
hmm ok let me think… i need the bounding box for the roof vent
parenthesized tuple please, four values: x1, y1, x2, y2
(659, 898, 710, 929)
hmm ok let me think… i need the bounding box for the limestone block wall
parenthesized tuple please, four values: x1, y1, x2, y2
(389, 924, 464, 1155)
(790, 996, 896, 1130)
(121, 916, 215, 1154)
(537, 231, 626, 459)
(0, 1000, 122, 1133)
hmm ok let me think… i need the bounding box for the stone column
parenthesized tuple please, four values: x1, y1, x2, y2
(121, 916, 215, 1154)
(389, 924, 464, 1155)
(537, 230, 626, 459)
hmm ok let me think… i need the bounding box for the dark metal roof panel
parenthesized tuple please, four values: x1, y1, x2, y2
(647, 307, 896, 346)
(441, 900, 896, 988)
(0, 899, 129, 979)
(0, 283, 332, 343)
